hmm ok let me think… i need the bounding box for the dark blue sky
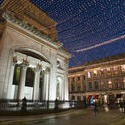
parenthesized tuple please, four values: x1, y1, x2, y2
(31, 0, 125, 67)
(1, 0, 125, 67)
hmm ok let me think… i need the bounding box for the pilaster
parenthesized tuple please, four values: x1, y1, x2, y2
(33, 65, 41, 101)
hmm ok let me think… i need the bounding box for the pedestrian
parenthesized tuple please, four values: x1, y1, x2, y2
(123, 100, 125, 114)
(21, 97, 27, 111)
(55, 98, 59, 111)
(119, 100, 124, 113)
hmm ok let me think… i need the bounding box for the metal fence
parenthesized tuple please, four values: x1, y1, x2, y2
(0, 99, 119, 112)
(0, 99, 81, 111)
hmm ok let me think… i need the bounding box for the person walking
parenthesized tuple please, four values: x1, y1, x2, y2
(119, 100, 124, 113)
(123, 100, 125, 114)
(21, 97, 27, 111)
(55, 98, 59, 111)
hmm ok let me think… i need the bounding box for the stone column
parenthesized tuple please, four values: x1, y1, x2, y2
(64, 61, 69, 101)
(17, 64, 28, 100)
(61, 78, 64, 100)
(43, 67, 50, 101)
(33, 68, 41, 101)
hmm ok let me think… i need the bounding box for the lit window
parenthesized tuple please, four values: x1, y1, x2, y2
(113, 66, 118, 71)
(121, 65, 125, 72)
(88, 72, 91, 78)
(107, 68, 110, 72)
(108, 80, 112, 89)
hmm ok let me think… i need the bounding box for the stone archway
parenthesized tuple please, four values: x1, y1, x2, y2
(7, 48, 51, 100)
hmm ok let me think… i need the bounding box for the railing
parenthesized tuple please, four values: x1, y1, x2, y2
(0, 98, 121, 111)
(0, 99, 92, 112)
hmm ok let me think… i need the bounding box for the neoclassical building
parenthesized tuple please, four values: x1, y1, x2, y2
(68, 53, 125, 104)
(0, 0, 72, 107)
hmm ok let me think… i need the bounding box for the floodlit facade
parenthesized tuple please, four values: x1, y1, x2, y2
(0, 0, 72, 108)
(68, 53, 125, 104)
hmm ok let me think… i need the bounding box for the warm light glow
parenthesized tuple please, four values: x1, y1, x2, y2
(93, 70, 97, 74)
(107, 68, 110, 71)
(108, 81, 112, 84)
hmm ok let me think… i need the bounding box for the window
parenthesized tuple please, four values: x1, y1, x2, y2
(94, 81, 98, 90)
(121, 65, 125, 72)
(88, 72, 91, 78)
(100, 69, 104, 75)
(108, 80, 112, 89)
(88, 82, 92, 91)
(82, 82, 86, 91)
(77, 83, 81, 91)
(13, 64, 21, 85)
(71, 83, 75, 91)
(106, 68, 111, 74)
(25, 68, 35, 87)
(83, 75, 85, 80)
(72, 96, 75, 100)
(123, 77, 125, 88)
(93, 70, 97, 76)
(77, 96, 81, 101)
(113, 66, 118, 71)
(100, 81, 104, 90)
(72, 77, 75, 82)
(77, 76, 80, 81)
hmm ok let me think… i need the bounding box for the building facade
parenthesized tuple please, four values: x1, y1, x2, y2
(0, 0, 72, 108)
(68, 53, 125, 104)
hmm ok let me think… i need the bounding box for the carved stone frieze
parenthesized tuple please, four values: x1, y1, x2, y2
(2, 11, 62, 47)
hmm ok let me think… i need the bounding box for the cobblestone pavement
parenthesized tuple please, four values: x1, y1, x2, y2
(0, 109, 125, 125)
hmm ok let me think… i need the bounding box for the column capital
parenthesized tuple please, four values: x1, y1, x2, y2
(12, 56, 17, 66)
(35, 64, 42, 72)
(44, 67, 50, 74)
(20, 59, 29, 69)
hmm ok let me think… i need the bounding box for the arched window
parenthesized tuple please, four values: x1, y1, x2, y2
(13, 64, 21, 85)
(25, 68, 35, 87)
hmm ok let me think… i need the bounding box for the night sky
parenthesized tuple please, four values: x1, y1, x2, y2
(1, 0, 125, 67)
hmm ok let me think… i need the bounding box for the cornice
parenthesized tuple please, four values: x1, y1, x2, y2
(68, 57, 125, 72)
(2, 11, 63, 48)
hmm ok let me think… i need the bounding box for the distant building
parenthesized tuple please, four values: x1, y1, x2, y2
(0, 0, 72, 108)
(68, 53, 125, 104)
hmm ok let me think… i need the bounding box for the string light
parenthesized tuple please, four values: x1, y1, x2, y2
(0, 0, 125, 66)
